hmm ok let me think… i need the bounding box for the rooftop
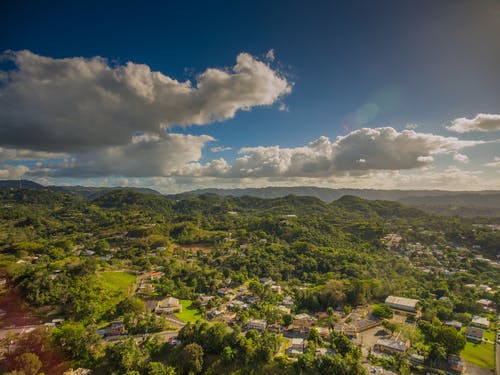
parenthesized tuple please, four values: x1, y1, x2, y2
(385, 295, 419, 308)
(375, 338, 406, 352)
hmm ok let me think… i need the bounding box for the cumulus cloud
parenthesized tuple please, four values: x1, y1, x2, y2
(447, 113, 500, 133)
(484, 156, 500, 168)
(39, 133, 214, 178)
(453, 153, 469, 163)
(0, 50, 291, 152)
(194, 127, 484, 178)
(0, 165, 30, 179)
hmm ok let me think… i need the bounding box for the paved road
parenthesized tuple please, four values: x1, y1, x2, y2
(103, 329, 180, 344)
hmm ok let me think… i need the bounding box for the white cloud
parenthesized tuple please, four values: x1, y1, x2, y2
(194, 127, 484, 178)
(405, 123, 418, 130)
(453, 153, 469, 163)
(44, 133, 214, 178)
(484, 156, 500, 168)
(210, 146, 232, 153)
(278, 103, 289, 111)
(0, 50, 291, 152)
(0, 165, 30, 179)
(266, 49, 275, 62)
(446, 113, 500, 133)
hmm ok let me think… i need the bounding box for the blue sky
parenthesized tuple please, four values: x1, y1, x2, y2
(1, 0, 499, 192)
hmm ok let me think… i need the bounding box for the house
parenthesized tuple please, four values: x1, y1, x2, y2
(292, 313, 317, 330)
(448, 354, 464, 373)
(409, 354, 425, 365)
(260, 277, 273, 286)
(444, 320, 463, 330)
(351, 316, 381, 332)
(217, 287, 233, 296)
(228, 300, 248, 310)
(155, 297, 182, 314)
(373, 338, 407, 355)
(277, 305, 291, 314)
(271, 285, 282, 294)
(282, 295, 294, 306)
(148, 271, 164, 281)
(198, 294, 215, 306)
(385, 295, 420, 314)
(287, 338, 305, 356)
(207, 309, 224, 319)
(106, 321, 126, 336)
(471, 316, 490, 329)
(267, 323, 283, 333)
(315, 326, 331, 338)
(247, 319, 267, 331)
(465, 327, 483, 342)
(315, 347, 335, 356)
(477, 299, 494, 309)
(479, 284, 492, 292)
(333, 322, 357, 337)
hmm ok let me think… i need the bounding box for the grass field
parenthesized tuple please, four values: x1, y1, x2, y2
(483, 328, 496, 342)
(461, 341, 495, 369)
(97, 271, 137, 295)
(175, 299, 202, 323)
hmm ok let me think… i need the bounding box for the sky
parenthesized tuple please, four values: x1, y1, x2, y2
(0, 0, 499, 192)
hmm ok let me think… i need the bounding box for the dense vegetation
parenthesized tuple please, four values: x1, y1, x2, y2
(0, 188, 498, 374)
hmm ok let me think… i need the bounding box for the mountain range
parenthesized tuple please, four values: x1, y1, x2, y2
(1, 180, 499, 217)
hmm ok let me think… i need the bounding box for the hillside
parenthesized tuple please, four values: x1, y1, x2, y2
(174, 186, 500, 217)
(1, 187, 499, 375)
(2, 180, 499, 217)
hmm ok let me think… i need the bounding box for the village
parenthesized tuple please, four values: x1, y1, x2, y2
(95, 259, 498, 375)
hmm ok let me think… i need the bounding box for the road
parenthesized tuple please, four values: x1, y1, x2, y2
(103, 329, 180, 344)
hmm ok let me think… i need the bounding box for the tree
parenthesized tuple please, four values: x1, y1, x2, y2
(307, 328, 322, 346)
(381, 320, 397, 335)
(221, 346, 235, 364)
(116, 296, 145, 316)
(107, 338, 144, 373)
(15, 353, 42, 375)
(319, 280, 346, 308)
(202, 323, 228, 354)
(428, 343, 446, 366)
(179, 343, 204, 374)
(52, 321, 101, 361)
(331, 333, 354, 356)
(371, 304, 393, 319)
(437, 326, 465, 355)
(280, 313, 292, 327)
(147, 362, 176, 375)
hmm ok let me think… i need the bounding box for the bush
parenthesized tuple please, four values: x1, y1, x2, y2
(372, 304, 393, 319)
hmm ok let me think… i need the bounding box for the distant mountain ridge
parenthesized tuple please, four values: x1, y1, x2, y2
(180, 186, 499, 201)
(173, 186, 500, 217)
(0, 180, 161, 200)
(0, 179, 44, 189)
(1, 180, 499, 217)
